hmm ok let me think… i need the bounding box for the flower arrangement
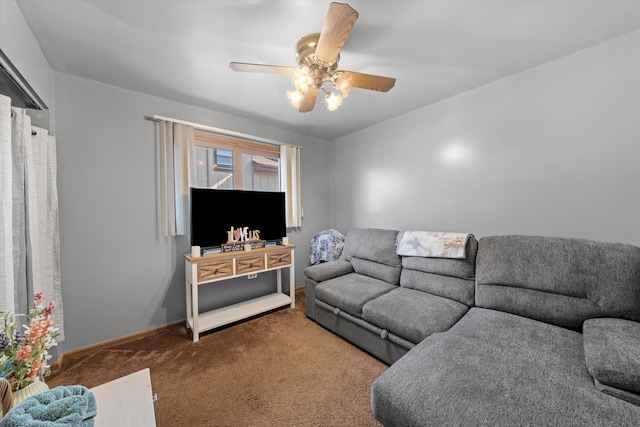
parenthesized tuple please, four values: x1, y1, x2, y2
(0, 293, 58, 392)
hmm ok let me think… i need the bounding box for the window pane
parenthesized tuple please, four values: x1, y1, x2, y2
(194, 146, 233, 189)
(215, 149, 233, 171)
(242, 153, 280, 191)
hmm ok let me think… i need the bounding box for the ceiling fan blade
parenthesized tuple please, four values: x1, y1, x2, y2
(229, 62, 297, 75)
(299, 87, 319, 113)
(337, 70, 396, 92)
(315, 2, 359, 65)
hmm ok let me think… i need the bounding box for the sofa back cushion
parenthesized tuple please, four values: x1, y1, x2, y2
(400, 235, 478, 306)
(342, 228, 402, 285)
(476, 235, 640, 328)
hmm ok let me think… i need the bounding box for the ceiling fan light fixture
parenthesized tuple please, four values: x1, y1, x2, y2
(323, 90, 343, 111)
(333, 73, 352, 98)
(292, 66, 310, 92)
(287, 89, 303, 109)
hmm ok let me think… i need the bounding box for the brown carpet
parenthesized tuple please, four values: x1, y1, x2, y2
(47, 291, 387, 426)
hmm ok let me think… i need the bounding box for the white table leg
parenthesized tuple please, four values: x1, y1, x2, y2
(290, 250, 295, 308)
(185, 261, 192, 335)
(185, 283, 192, 329)
(192, 279, 199, 342)
(277, 269, 282, 294)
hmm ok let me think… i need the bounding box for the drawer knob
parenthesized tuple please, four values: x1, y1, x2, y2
(214, 268, 219, 274)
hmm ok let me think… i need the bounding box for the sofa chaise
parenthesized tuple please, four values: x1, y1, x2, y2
(303, 228, 640, 426)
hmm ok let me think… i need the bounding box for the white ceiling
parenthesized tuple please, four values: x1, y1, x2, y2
(16, 0, 640, 141)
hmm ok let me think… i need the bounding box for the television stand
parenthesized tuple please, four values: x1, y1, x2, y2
(184, 245, 295, 342)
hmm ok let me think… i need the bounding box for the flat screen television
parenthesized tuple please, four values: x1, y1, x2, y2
(190, 188, 286, 249)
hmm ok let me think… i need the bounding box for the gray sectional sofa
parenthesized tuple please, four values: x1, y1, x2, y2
(303, 228, 640, 426)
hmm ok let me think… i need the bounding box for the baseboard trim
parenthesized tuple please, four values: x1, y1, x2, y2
(50, 287, 303, 375)
(50, 320, 184, 374)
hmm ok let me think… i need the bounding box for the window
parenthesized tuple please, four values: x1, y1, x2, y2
(193, 131, 281, 192)
(215, 149, 233, 171)
(158, 119, 301, 234)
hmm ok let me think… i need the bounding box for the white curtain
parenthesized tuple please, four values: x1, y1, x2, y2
(280, 145, 302, 228)
(0, 94, 64, 340)
(157, 120, 194, 236)
(0, 95, 15, 313)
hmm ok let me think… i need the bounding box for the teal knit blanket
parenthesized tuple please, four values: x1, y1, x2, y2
(0, 385, 96, 427)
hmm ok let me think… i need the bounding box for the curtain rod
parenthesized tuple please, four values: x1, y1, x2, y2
(0, 49, 47, 111)
(145, 114, 301, 149)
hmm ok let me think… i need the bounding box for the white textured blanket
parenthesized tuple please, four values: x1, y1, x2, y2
(396, 231, 472, 258)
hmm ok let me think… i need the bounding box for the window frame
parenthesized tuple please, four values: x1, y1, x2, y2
(194, 130, 280, 190)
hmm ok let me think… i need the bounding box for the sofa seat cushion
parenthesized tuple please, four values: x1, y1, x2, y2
(315, 272, 397, 318)
(372, 308, 640, 426)
(583, 318, 640, 405)
(362, 288, 468, 344)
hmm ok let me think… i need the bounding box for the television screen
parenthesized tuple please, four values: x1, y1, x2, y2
(190, 188, 286, 249)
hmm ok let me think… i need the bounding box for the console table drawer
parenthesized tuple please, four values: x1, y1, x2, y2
(267, 250, 291, 268)
(236, 255, 265, 274)
(198, 259, 233, 281)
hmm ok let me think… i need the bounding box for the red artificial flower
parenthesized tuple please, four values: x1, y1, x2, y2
(16, 345, 32, 361)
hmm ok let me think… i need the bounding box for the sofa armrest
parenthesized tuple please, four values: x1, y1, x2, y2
(304, 260, 354, 283)
(583, 318, 640, 405)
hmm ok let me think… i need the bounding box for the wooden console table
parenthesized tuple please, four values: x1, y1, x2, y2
(184, 245, 295, 342)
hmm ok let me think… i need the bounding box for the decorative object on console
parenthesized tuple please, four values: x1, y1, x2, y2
(226, 226, 261, 243)
(220, 225, 266, 253)
(221, 240, 266, 253)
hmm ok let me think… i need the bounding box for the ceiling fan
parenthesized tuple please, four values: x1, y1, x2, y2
(229, 2, 396, 112)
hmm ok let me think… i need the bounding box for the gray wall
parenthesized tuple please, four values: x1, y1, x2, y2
(331, 30, 640, 246)
(52, 71, 332, 354)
